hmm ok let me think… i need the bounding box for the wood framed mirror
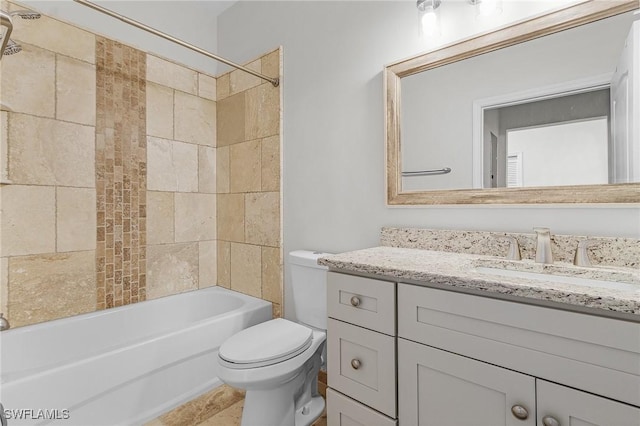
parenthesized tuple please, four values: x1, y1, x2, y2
(385, 0, 640, 205)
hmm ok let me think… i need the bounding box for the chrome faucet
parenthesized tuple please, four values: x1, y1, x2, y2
(533, 227, 553, 264)
(497, 235, 521, 260)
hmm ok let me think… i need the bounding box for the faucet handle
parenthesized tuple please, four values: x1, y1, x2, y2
(496, 235, 521, 260)
(574, 239, 598, 267)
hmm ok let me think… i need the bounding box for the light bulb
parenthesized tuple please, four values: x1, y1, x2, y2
(477, 0, 502, 17)
(421, 9, 439, 36)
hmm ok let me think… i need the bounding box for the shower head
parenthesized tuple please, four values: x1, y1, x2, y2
(10, 10, 41, 19)
(3, 40, 21, 55)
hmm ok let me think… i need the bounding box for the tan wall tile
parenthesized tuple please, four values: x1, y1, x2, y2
(261, 49, 281, 78)
(1, 44, 55, 117)
(217, 240, 230, 288)
(147, 137, 198, 192)
(261, 246, 282, 305)
(217, 193, 244, 242)
(272, 303, 282, 319)
(230, 59, 261, 96)
(245, 192, 280, 247)
(175, 193, 216, 242)
(230, 140, 261, 193)
(172, 140, 200, 192)
(174, 91, 216, 146)
(8, 114, 95, 187)
(199, 240, 217, 288)
(1, 111, 8, 181)
(230, 242, 261, 298)
(1, 185, 55, 256)
(147, 54, 197, 95)
(245, 84, 280, 140)
(216, 92, 245, 147)
(56, 55, 96, 125)
(261, 135, 280, 192)
(8, 10, 95, 63)
(57, 187, 96, 253)
(8, 251, 96, 327)
(1, 257, 8, 315)
(147, 191, 175, 245)
(146, 82, 174, 140)
(198, 146, 216, 194)
(216, 73, 230, 101)
(147, 243, 198, 300)
(198, 73, 217, 101)
(216, 146, 230, 194)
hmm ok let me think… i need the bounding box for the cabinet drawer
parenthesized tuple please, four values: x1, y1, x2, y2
(327, 388, 397, 426)
(328, 318, 396, 418)
(327, 272, 395, 335)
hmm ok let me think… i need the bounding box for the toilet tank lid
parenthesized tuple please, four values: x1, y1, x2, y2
(289, 250, 332, 268)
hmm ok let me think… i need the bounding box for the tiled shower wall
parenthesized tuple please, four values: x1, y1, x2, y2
(216, 49, 283, 318)
(0, 2, 281, 327)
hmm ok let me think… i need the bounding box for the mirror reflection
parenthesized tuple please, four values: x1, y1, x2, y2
(400, 10, 639, 192)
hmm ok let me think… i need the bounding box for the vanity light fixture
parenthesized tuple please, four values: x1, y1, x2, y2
(469, 0, 503, 17)
(417, 0, 441, 38)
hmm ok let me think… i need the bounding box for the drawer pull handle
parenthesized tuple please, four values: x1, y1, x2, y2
(350, 296, 361, 307)
(350, 359, 361, 370)
(542, 416, 560, 426)
(510, 405, 528, 420)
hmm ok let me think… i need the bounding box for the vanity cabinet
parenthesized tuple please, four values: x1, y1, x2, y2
(325, 270, 640, 426)
(398, 340, 640, 426)
(326, 272, 397, 425)
(397, 283, 640, 426)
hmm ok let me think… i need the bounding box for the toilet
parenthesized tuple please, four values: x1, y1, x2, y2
(217, 250, 330, 426)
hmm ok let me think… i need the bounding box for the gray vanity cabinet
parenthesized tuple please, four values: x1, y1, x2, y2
(397, 283, 640, 426)
(398, 340, 640, 426)
(325, 271, 640, 426)
(326, 272, 397, 425)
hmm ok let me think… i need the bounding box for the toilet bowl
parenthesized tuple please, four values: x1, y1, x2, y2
(217, 250, 330, 426)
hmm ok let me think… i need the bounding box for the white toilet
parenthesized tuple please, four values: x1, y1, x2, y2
(217, 250, 330, 426)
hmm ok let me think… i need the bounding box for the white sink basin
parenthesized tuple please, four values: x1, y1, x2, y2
(474, 266, 640, 292)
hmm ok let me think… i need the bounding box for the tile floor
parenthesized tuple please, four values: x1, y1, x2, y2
(146, 383, 327, 426)
(196, 399, 327, 426)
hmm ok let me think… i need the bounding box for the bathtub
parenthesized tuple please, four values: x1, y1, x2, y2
(0, 287, 272, 425)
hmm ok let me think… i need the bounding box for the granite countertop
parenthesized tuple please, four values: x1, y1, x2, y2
(318, 246, 640, 318)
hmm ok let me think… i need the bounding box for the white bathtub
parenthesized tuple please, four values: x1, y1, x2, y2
(0, 287, 272, 425)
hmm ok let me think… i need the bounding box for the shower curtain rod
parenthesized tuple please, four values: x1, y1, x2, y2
(73, 0, 279, 87)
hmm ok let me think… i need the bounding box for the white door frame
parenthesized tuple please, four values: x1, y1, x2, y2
(471, 73, 613, 188)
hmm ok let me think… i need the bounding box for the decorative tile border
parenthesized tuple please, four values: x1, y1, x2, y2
(95, 38, 147, 309)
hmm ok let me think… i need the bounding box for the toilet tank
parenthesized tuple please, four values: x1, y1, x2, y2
(289, 250, 331, 331)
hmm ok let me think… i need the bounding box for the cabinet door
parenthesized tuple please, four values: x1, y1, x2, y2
(537, 380, 640, 426)
(398, 339, 536, 426)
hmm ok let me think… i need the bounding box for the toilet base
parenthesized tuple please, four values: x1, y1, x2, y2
(294, 395, 325, 426)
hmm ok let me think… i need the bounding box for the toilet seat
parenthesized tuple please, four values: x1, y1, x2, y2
(219, 319, 313, 369)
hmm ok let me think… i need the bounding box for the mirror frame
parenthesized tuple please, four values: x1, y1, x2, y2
(385, 0, 640, 205)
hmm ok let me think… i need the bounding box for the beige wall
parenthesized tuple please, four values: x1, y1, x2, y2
(216, 49, 283, 318)
(0, 2, 278, 328)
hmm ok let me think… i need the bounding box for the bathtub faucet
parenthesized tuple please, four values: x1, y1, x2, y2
(0, 313, 10, 331)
